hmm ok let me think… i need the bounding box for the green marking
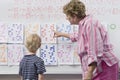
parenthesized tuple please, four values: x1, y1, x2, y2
(110, 24, 116, 30)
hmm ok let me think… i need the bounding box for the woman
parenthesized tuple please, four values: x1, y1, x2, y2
(53, 0, 119, 80)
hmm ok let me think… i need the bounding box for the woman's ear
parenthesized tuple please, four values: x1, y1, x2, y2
(72, 14, 77, 18)
(72, 14, 77, 20)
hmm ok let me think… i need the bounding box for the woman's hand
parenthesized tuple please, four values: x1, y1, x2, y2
(53, 30, 63, 37)
(84, 62, 97, 80)
(53, 30, 70, 38)
(84, 71, 93, 80)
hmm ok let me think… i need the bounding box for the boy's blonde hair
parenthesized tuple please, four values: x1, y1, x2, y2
(63, 0, 86, 19)
(25, 34, 41, 53)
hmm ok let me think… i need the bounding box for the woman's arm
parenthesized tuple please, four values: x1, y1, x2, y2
(84, 62, 97, 80)
(53, 30, 70, 38)
(53, 30, 79, 42)
(88, 62, 97, 73)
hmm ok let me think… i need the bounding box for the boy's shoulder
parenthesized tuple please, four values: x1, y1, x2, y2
(35, 56, 44, 62)
(29, 55, 44, 62)
(20, 54, 43, 61)
(20, 55, 44, 65)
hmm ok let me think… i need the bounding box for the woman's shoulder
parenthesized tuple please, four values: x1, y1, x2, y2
(80, 14, 97, 25)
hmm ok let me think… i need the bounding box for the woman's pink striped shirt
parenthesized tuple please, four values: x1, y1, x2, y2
(70, 15, 119, 78)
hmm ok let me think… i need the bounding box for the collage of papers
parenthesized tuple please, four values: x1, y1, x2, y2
(0, 23, 80, 66)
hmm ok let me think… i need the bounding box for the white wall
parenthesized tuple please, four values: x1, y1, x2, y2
(0, 0, 120, 79)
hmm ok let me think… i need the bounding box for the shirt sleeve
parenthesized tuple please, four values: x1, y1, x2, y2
(35, 59, 46, 74)
(19, 62, 22, 76)
(85, 22, 98, 66)
(69, 32, 79, 42)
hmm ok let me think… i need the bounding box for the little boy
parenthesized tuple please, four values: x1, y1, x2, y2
(19, 34, 46, 80)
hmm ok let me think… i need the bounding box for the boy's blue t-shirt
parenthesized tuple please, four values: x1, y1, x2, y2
(19, 54, 46, 80)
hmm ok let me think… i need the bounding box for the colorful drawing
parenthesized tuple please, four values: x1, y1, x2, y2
(7, 44, 24, 65)
(56, 24, 73, 43)
(0, 23, 8, 43)
(0, 44, 7, 65)
(8, 23, 24, 43)
(40, 44, 57, 65)
(57, 44, 73, 65)
(25, 23, 40, 37)
(40, 24, 56, 43)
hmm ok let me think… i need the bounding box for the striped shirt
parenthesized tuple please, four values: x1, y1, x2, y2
(70, 15, 119, 79)
(19, 54, 46, 80)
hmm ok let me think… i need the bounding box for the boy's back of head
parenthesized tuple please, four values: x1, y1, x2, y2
(25, 34, 41, 53)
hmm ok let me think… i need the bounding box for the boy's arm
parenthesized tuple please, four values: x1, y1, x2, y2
(38, 74, 44, 80)
(35, 60, 46, 80)
(20, 76, 23, 80)
(19, 62, 23, 80)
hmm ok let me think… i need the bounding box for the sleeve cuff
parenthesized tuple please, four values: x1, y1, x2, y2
(88, 55, 97, 66)
(69, 33, 78, 42)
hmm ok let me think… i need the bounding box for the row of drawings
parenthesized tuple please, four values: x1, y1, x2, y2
(0, 43, 80, 66)
(0, 22, 80, 66)
(0, 23, 78, 43)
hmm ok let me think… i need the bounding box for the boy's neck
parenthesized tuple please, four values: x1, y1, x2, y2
(26, 51, 36, 55)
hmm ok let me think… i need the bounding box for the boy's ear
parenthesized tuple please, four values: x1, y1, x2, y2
(39, 43, 41, 48)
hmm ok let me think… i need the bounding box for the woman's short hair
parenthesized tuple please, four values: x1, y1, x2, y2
(63, 0, 86, 18)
